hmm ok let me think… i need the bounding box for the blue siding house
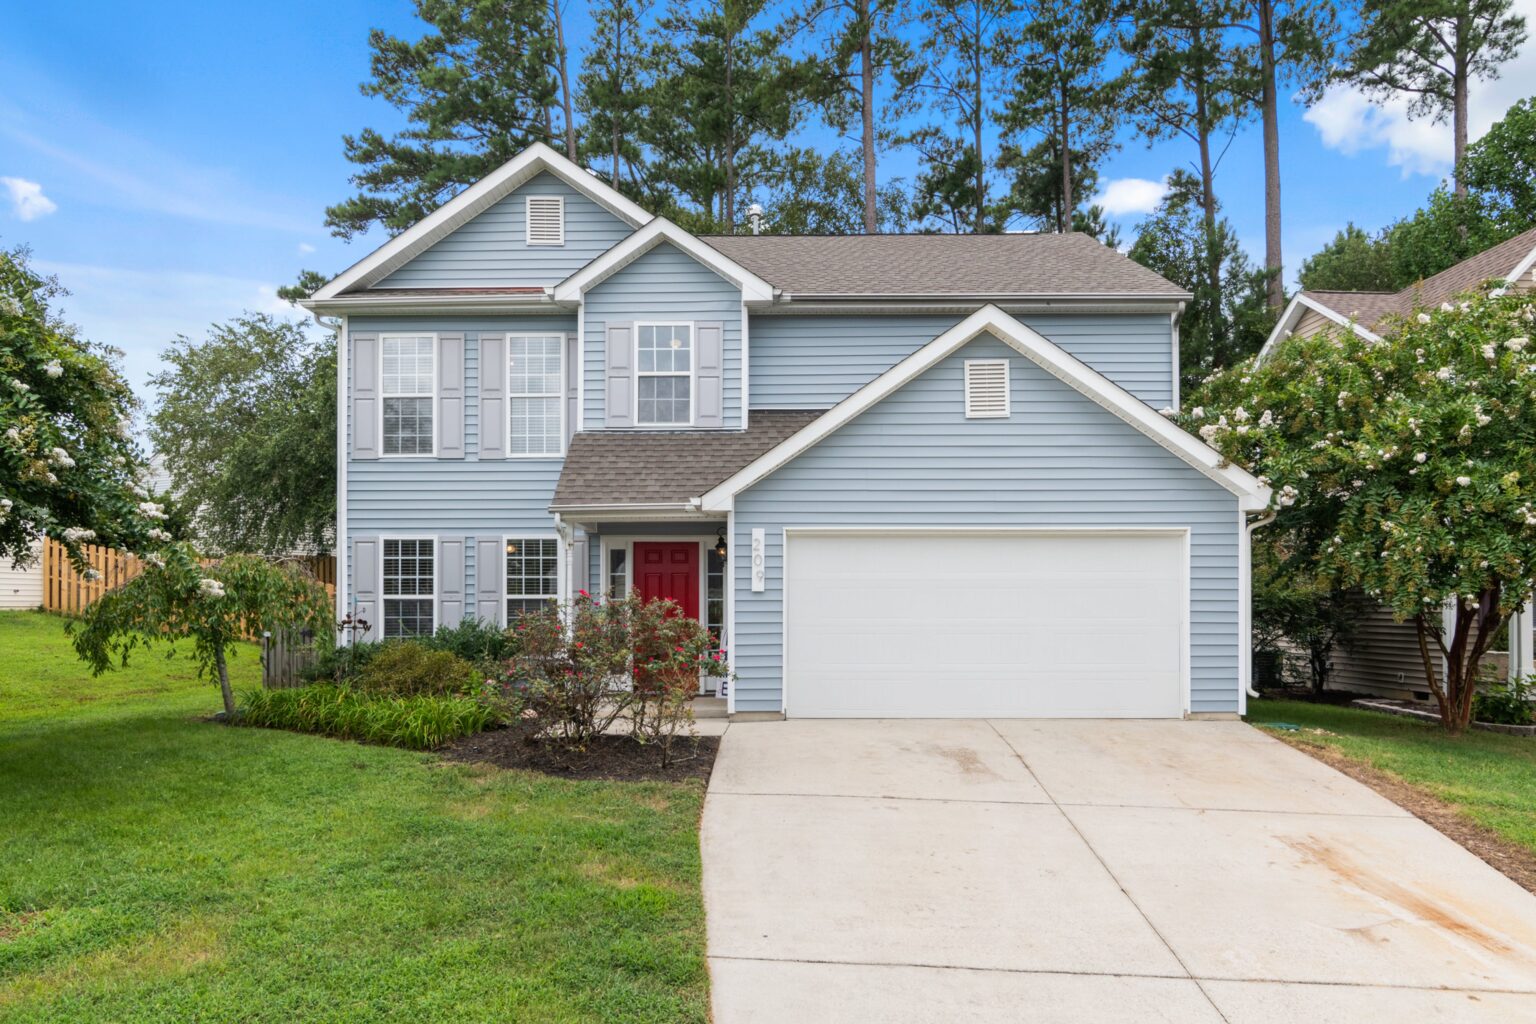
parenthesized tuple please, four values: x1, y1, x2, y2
(305, 143, 1270, 720)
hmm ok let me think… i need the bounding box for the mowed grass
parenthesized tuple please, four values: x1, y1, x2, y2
(0, 611, 708, 1023)
(1248, 698, 1536, 855)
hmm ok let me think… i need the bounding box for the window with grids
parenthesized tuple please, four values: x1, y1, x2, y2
(509, 335, 563, 455)
(506, 537, 560, 618)
(636, 324, 692, 425)
(382, 538, 435, 637)
(382, 336, 435, 454)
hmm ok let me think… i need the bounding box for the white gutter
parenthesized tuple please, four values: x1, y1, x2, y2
(1243, 510, 1278, 700)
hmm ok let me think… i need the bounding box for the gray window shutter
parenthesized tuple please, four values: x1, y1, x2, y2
(352, 535, 380, 642)
(438, 333, 466, 458)
(696, 321, 724, 428)
(605, 323, 633, 428)
(479, 334, 506, 459)
(351, 333, 380, 459)
(438, 536, 466, 626)
(475, 536, 504, 623)
(572, 533, 589, 596)
(565, 333, 579, 444)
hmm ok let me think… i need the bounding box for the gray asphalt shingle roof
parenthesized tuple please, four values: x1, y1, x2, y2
(552, 410, 821, 508)
(698, 233, 1189, 298)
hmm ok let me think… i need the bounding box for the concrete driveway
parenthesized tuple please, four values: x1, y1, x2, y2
(701, 719, 1536, 1023)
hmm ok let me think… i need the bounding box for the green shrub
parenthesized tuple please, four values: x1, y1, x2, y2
(1474, 675, 1534, 726)
(355, 642, 477, 697)
(304, 637, 387, 683)
(238, 685, 496, 749)
(420, 618, 517, 665)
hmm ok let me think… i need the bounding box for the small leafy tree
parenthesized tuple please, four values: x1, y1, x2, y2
(69, 544, 333, 717)
(1, 247, 155, 570)
(1186, 287, 1536, 732)
(1251, 541, 1362, 693)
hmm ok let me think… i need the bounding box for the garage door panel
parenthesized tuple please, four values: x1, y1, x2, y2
(785, 532, 1186, 718)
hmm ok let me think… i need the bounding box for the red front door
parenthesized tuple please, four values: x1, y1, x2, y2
(633, 542, 700, 619)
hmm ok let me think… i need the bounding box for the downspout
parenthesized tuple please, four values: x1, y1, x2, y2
(1243, 510, 1277, 699)
(553, 512, 574, 609)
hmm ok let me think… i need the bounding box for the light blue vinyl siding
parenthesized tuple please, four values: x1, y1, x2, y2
(582, 242, 743, 429)
(748, 312, 1175, 410)
(375, 173, 635, 289)
(731, 333, 1240, 715)
(345, 315, 575, 604)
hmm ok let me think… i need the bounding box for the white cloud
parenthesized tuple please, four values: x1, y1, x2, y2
(1, 176, 58, 220)
(1304, 0, 1536, 177)
(297, 242, 316, 254)
(1097, 177, 1170, 216)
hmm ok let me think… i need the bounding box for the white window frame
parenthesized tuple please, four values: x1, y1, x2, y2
(525, 194, 565, 246)
(506, 333, 566, 458)
(380, 535, 438, 638)
(634, 321, 696, 428)
(963, 358, 1011, 419)
(379, 333, 438, 458)
(502, 532, 565, 622)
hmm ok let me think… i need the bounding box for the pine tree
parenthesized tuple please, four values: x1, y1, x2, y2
(577, 0, 656, 195)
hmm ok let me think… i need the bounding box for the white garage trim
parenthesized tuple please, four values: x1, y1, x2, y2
(781, 526, 1192, 719)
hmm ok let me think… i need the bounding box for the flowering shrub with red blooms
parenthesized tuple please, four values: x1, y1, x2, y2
(494, 589, 727, 755)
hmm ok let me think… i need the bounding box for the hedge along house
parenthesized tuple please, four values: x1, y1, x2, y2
(303, 143, 1271, 720)
(1257, 228, 1536, 702)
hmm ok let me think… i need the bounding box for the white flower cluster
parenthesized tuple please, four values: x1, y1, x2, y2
(9, 378, 29, 393)
(1509, 337, 1530, 351)
(138, 502, 168, 520)
(1482, 343, 1498, 361)
(1258, 409, 1275, 428)
(147, 527, 173, 542)
(1336, 390, 1350, 408)
(83, 568, 100, 581)
(1276, 484, 1299, 507)
(43, 360, 62, 378)
(1417, 313, 1432, 325)
(1190, 406, 1205, 419)
(1159, 407, 1176, 418)
(61, 527, 96, 543)
(198, 577, 227, 599)
(3, 427, 19, 445)
(1518, 504, 1536, 527)
(1457, 476, 1473, 487)
(1414, 452, 1427, 463)
(49, 447, 75, 469)
(1435, 367, 1454, 381)
(145, 553, 165, 569)
(0, 497, 11, 520)
(131, 485, 149, 499)
(1475, 406, 1492, 427)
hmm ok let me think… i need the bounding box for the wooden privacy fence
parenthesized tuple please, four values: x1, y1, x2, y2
(261, 628, 323, 689)
(42, 538, 336, 617)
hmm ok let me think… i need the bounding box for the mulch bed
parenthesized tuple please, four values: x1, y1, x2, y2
(441, 726, 720, 783)
(1276, 735, 1536, 897)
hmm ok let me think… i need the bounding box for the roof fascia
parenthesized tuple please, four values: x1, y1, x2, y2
(1256, 294, 1383, 363)
(552, 219, 776, 303)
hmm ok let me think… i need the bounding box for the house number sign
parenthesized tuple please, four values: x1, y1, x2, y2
(750, 529, 766, 592)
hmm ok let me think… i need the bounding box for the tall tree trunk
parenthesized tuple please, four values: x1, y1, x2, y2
(1258, 0, 1284, 310)
(860, 0, 876, 234)
(724, 19, 737, 230)
(1059, 86, 1073, 234)
(215, 644, 235, 718)
(973, 42, 985, 233)
(1452, 43, 1469, 197)
(553, 0, 577, 160)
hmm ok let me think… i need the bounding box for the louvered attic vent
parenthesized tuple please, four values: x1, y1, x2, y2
(526, 195, 565, 246)
(964, 359, 1010, 418)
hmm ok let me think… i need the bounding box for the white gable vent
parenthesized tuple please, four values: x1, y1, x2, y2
(526, 195, 565, 246)
(964, 359, 1010, 418)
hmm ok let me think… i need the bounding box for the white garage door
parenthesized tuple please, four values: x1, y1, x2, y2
(784, 530, 1186, 718)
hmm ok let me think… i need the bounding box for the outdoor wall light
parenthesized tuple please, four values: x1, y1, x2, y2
(713, 529, 728, 559)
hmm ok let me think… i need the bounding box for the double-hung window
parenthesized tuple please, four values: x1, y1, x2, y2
(508, 335, 563, 456)
(381, 335, 435, 455)
(636, 323, 693, 426)
(506, 536, 560, 619)
(382, 538, 435, 637)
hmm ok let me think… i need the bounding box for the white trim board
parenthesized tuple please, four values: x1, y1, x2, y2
(699, 305, 1272, 512)
(310, 142, 652, 301)
(552, 217, 775, 304)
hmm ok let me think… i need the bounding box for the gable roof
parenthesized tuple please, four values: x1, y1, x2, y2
(550, 410, 821, 513)
(552, 217, 776, 302)
(698, 233, 1191, 300)
(699, 306, 1271, 512)
(309, 143, 653, 301)
(1260, 226, 1536, 359)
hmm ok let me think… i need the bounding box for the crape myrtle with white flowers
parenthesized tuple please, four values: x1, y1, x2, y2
(0, 246, 160, 572)
(1181, 287, 1536, 733)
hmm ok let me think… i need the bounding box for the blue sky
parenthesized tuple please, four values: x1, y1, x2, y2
(3, 0, 1533, 430)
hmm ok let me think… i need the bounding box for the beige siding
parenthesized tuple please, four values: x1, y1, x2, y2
(0, 544, 43, 610)
(1292, 308, 1338, 340)
(1325, 602, 1439, 700)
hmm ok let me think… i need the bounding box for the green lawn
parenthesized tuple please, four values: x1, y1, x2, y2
(0, 610, 708, 1023)
(1248, 698, 1536, 855)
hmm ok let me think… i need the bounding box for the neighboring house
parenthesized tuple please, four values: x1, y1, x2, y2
(302, 143, 1270, 720)
(1259, 228, 1536, 701)
(0, 541, 42, 610)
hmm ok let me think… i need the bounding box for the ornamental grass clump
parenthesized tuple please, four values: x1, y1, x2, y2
(1185, 287, 1536, 733)
(239, 685, 495, 749)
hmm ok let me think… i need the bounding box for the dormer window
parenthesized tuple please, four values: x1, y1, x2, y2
(525, 195, 565, 246)
(964, 359, 1010, 419)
